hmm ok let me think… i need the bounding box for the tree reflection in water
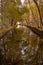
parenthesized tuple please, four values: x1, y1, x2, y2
(0, 24, 43, 65)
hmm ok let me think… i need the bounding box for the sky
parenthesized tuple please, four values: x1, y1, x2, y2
(21, 0, 25, 4)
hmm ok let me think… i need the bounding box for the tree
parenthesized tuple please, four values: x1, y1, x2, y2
(24, 25, 43, 38)
(4, 0, 29, 25)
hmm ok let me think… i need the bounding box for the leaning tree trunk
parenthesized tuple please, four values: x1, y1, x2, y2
(33, 0, 43, 25)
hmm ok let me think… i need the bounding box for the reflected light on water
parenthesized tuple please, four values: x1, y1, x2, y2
(21, 47, 27, 55)
(16, 22, 21, 29)
(16, 25, 21, 29)
(21, 49, 25, 55)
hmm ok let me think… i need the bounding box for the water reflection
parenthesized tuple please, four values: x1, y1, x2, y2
(0, 24, 43, 65)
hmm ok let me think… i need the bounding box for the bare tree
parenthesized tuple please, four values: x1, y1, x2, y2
(33, 0, 43, 25)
